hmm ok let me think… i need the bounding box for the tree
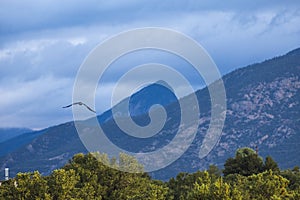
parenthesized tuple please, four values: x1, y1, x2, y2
(188, 171, 211, 200)
(118, 152, 144, 173)
(188, 171, 232, 200)
(0, 171, 50, 200)
(48, 169, 79, 200)
(210, 178, 231, 200)
(63, 152, 109, 198)
(111, 175, 168, 200)
(2, 149, 300, 199)
(242, 170, 292, 199)
(280, 169, 300, 190)
(167, 171, 210, 199)
(264, 156, 279, 172)
(0, 179, 19, 200)
(63, 152, 168, 199)
(223, 147, 264, 176)
(207, 165, 222, 181)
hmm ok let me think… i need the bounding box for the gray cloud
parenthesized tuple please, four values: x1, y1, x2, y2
(0, 1, 300, 128)
(1, 0, 299, 37)
(0, 75, 73, 129)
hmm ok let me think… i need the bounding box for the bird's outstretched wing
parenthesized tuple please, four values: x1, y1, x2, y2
(80, 102, 96, 113)
(62, 104, 73, 108)
(62, 102, 96, 113)
(62, 102, 80, 108)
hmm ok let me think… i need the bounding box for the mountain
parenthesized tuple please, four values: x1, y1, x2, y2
(97, 80, 177, 124)
(0, 128, 32, 143)
(0, 48, 299, 180)
(0, 129, 45, 157)
(152, 47, 300, 180)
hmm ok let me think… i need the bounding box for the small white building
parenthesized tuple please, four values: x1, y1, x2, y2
(4, 168, 9, 181)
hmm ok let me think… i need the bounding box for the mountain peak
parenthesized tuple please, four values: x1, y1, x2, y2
(97, 80, 178, 123)
(127, 80, 177, 117)
(139, 80, 174, 94)
(154, 80, 173, 91)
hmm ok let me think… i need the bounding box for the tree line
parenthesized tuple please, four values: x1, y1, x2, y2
(0, 147, 300, 199)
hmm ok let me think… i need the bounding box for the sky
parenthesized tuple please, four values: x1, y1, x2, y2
(0, 0, 300, 129)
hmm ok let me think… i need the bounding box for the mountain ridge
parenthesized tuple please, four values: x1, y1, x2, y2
(0, 48, 299, 180)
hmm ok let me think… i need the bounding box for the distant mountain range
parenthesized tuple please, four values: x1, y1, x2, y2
(0, 128, 45, 157)
(0, 48, 299, 180)
(0, 128, 32, 143)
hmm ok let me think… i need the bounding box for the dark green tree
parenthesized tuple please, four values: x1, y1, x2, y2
(207, 164, 222, 181)
(223, 147, 264, 176)
(167, 171, 207, 199)
(264, 156, 279, 172)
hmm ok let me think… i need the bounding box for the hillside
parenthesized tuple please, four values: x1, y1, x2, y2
(152, 48, 300, 179)
(0, 129, 44, 157)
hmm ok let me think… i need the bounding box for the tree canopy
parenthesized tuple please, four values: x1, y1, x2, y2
(0, 148, 300, 199)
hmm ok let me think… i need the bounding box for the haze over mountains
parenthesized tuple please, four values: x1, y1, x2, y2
(0, 48, 299, 180)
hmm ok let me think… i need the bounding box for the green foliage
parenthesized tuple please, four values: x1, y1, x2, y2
(223, 147, 264, 176)
(264, 156, 280, 172)
(0, 179, 20, 199)
(63, 152, 167, 200)
(188, 171, 211, 199)
(48, 169, 79, 200)
(0, 150, 299, 200)
(167, 169, 220, 199)
(188, 171, 234, 200)
(241, 170, 291, 199)
(280, 168, 300, 190)
(236, 147, 256, 158)
(118, 152, 144, 173)
(0, 171, 50, 200)
(187, 170, 297, 200)
(207, 165, 222, 180)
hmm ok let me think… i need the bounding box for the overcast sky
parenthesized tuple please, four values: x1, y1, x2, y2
(1, 0, 300, 129)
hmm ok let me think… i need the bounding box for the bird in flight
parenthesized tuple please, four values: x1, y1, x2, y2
(62, 102, 96, 113)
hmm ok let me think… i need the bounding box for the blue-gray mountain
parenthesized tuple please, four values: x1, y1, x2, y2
(0, 128, 32, 143)
(0, 48, 299, 180)
(0, 129, 45, 157)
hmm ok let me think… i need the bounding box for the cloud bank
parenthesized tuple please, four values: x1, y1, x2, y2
(0, 0, 299, 128)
